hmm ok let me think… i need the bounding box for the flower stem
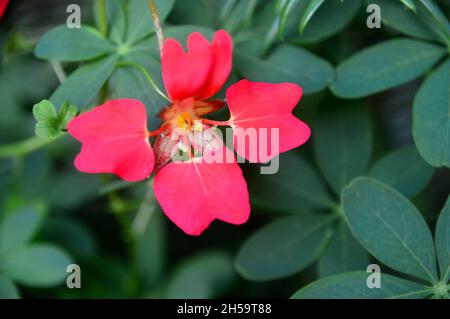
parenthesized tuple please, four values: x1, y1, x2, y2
(97, 0, 108, 37)
(147, 0, 165, 57)
(0, 135, 63, 159)
(116, 61, 169, 101)
(50, 60, 66, 83)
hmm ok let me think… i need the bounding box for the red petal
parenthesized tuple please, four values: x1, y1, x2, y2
(161, 30, 232, 101)
(154, 147, 250, 236)
(196, 30, 233, 99)
(162, 32, 212, 101)
(0, 0, 9, 20)
(68, 99, 154, 182)
(227, 80, 311, 163)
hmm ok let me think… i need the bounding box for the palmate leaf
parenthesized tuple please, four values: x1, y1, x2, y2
(126, 0, 175, 44)
(235, 215, 335, 281)
(435, 196, 450, 282)
(331, 39, 445, 98)
(416, 0, 450, 43)
(342, 177, 438, 283)
(50, 55, 119, 108)
(282, 0, 361, 44)
(276, 0, 300, 38)
(33, 100, 77, 139)
(299, 0, 325, 34)
(314, 104, 373, 195)
(235, 44, 334, 94)
(247, 152, 335, 213)
(291, 271, 430, 299)
(110, 52, 166, 130)
(317, 221, 370, 278)
(413, 60, 450, 168)
(35, 26, 115, 62)
(93, 0, 127, 43)
(368, 146, 434, 198)
(221, 0, 259, 34)
(108, 0, 127, 44)
(271, 0, 361, 44)
(368, 0, 440, 42)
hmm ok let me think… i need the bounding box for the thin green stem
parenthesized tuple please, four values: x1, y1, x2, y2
(116, 61, 169, 101)
(147, 0, 165, 57)
(97, 0, 108, 37)
(0, 135, 63, 159)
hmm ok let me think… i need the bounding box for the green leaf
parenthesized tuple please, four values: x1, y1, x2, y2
(318, 221, 370, 277)
(416, 0, 450, 43)
(0, 208, 42, 257)
(235, 215, 335, 281)
(285, 0, 361, 44)
(50, 55, 119, 108)
(32, 100, 57, 121)
(1, 244, 72, 288)
(108, 0, 127, 44)
(222, 0, 259, 34)
(368, 146, 434, 198)
(42, 218, 97, 258)
(299, 0, 325, 34)
(126, 0, 175, 44)
(276, 0, 300, 38)
(35, 26, 115, 62)
(331, 39, 445, 98)
(314, 105, 372, 194)
(236, 44, 334, 94)
(368, 0, 440, 42)
(58, 102, 78, 128)
(45, 172, 102, 209)
(135, 208, 166, 290)
(342, 177, 439, 283)
(247, 152, 335, 213)
(399, 0, 417, 11)
(144, 25, 215, 56)
(435, 196, 450, 282)
(165, 252, 235, 298)
(93, 0, 127, 44)
(413, 60, 450, 168)
(33, 100, 77, 139)
(0, 275, 20, 299)
(34, 121, 60, 140)
(291, 271, 430, 299)
(110, 52, 166, 130)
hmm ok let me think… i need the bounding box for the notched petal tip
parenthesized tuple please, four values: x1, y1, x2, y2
(227, 80, 310, 162)
(68, 99, 155, 182)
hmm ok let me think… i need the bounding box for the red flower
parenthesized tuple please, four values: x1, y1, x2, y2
(68, 30, 311, 235)
(0, 0, 9, 20)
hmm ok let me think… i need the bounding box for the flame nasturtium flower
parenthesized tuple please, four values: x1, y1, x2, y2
(0, 0, 9, 20)
(68, 30, 311, 235)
